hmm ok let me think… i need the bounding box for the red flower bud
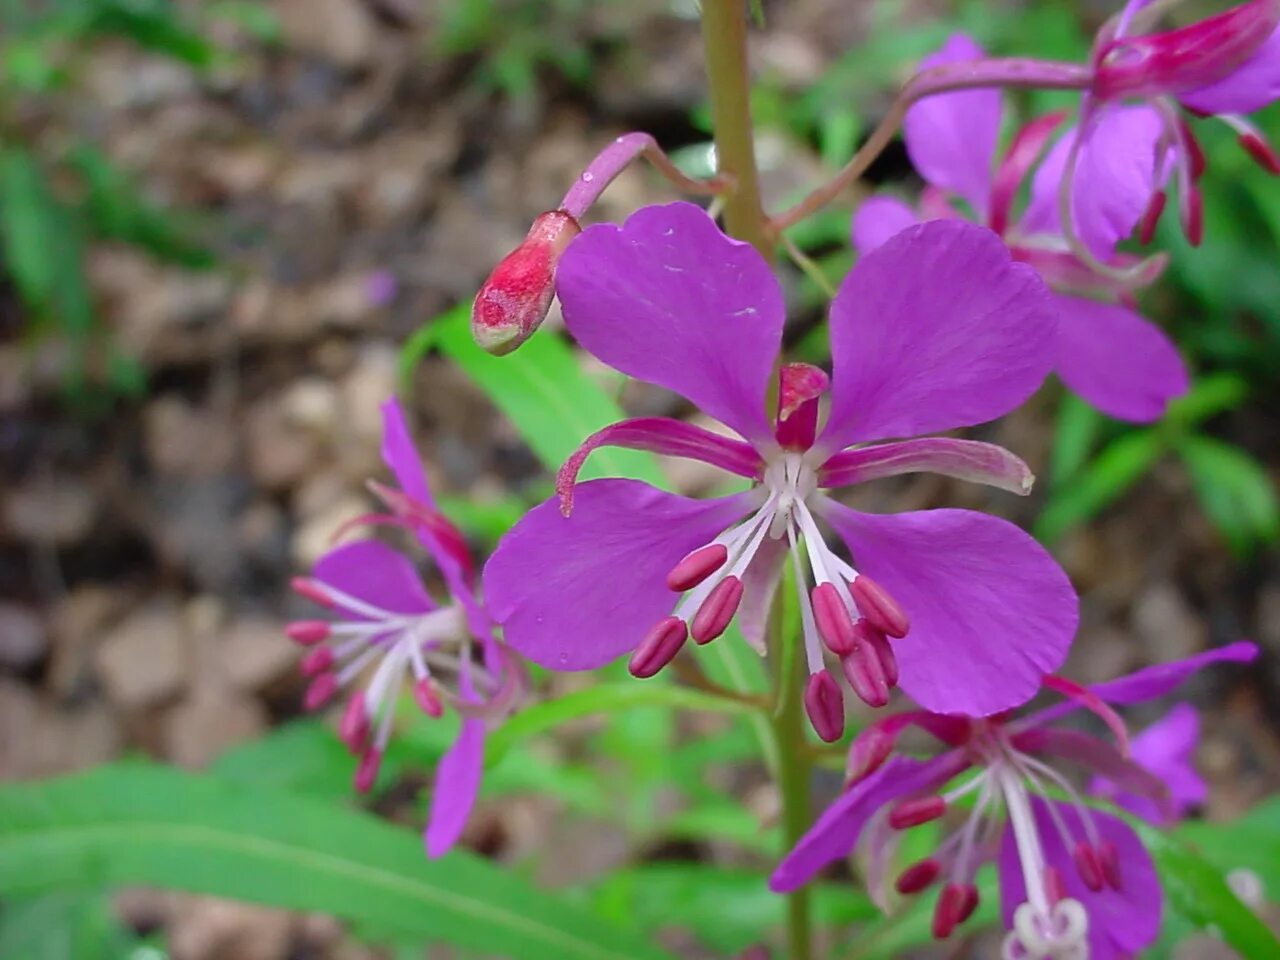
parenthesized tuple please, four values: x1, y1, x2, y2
(471, 210, 581, 355)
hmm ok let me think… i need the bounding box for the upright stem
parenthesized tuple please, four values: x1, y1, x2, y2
(700, 0, 770, 257)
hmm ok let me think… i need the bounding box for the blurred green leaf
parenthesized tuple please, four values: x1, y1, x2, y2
(1035, 430, 1165, 543)
(0, 764, 677, 960)
(0, 892, 134, 960)
(1164, 373, 1249, 429)
(840, 866, 999, 960)
(1176, 796, 1280, 895)
(89, 0, 216, 67)
(207, 0, 282, 44)
(1176, 435, 1279, 556)
(1049, 392, 1103, 487)
(0, 149, 61, 307)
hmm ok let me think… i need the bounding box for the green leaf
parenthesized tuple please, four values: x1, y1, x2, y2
(0, 892, 135, 960)
(485, 682, 758, 766)
(0, 764, 676, 960)
(89, 0, 216, 67)
(1139, 823, 1280, 960)
(1176, 435, 1279, 556)
(1175, 796, 1280, 893)
(408, 305, 666, 485)
(1049, 392, 1103, 487)
(840, 867, 999, 960)
(0, 149, 60, 307)
(1164, 373, 1249, 430)
(1035, 429, 1165, 543)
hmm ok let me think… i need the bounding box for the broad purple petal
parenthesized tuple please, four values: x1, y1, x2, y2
(425, 718, 486, 858)
(904, 34, 1002, 217)
(999, 799, 1161, 959)
(1053, 294, 1188, 422)
(817, 503, 1078, 716)
(1182, 24, 1280, 114)
(556, 202, 783, 446)
(1022, 106, 1166, 261)
(1092, 703, 1206, 823)
(819, 438, 1034, 496)
(851, 196, 922, 255)
(483, 479, 755, 670)
(818, 220, 1056, 451)
(314, 540, 435, 616)
(769, 753, 967, 892)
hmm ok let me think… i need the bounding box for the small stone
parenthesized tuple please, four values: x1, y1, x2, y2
(144, 397, 236, 477)
(291, 494, 368, 569)
(245, 396, 326, 491)
(94, 604, 187, 710)
(222, 617, 296, 693)
(4, 475, 97, 545)
(163, 692, 268, 769)
(165, 893, 293, 960)
(0, 603, 46, 671)
(47, 586, 129, 697)
(1133, 582, 1205, 663)
(274, 0, 378, 69)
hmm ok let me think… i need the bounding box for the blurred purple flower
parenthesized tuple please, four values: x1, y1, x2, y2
(484, 201, 1077, 723)
(855, 33, 1189, 423)
(289, 397, 523, 858)
(365, 269, 399, 308)
(1091, 702, 1207, 823)
(771, 642, 1258, 959)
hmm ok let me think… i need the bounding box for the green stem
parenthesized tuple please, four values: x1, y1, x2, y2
(700, 0, 769, 257)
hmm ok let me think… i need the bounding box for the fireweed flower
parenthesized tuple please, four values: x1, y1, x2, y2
(484, 201, 1078, 728)
(1091, 702, 1206, 824)
(289, 397, 523, 857)
(854, 33, 1189, 423)
(770, 641, 1258, 958)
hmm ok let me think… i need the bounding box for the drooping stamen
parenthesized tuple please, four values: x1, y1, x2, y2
(845, 725, 897, 787)
(889, 795, 948, 829)
(339, 691, 371, 752)
(691, 576, 745, 644)
(301, 647, 335, 678)
(304, 672, 338, 710)
(1098, 839, 1122, 890)
(1138, 189, 1167, 244)
(286, 620, 330, 646)
(841, 646, 891, 708)
(895, 859, 942, 895)
(849, 575, 910, 639)
(629, 616, 689, 678)
(803, 670, 846, 743)
(1241, 130, 1280, 173)
(1072, 841, 1105, 892)
(989, 110, 1070, 237)
(291, 576, 335, 608)
(1179, 116, 1207, 179)
(354, 746, 383, 793)
(1044, 865, 1067, 905)
(932, 882, 973, 940)
(667, 544, 730, 592)
(811, 582, 857, 655)
(857, 621, 900, 688)
(1040, 673, 1132, 757)
(414, 677, 444, 717)
(1184, 184, 1204, 246)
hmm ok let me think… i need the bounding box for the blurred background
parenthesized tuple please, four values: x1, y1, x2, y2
(0, 0, 1277, 957)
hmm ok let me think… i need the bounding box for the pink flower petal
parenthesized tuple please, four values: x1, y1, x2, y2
(819, 438, 1034, 495)
(851, 196, 922, 255)
(314, 540, 436, 616)
(1053, 294, 1188, 422)
(904, 34, 1002, 218)
(999, 799, 1161, 959)
(556, 202, 783, 446)
(1091, 703, 1206, 823)
(381, 397, 436, 508)
(817, 504, 1077, 716)
(1181, 24, 1280, 114)
(1092, 641, 1259, 705)
(818, 220, 1056, 452)
(425, 718, 486, 858)
(483, 479, 755, 670)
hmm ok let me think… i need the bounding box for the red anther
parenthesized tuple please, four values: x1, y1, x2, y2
(1098, 839, 1123, 890)
(629, 616, 688, 678)
(931, 883, 969, 940)
(888, 795, 947, 830)
(471, 210, 582, 355)
(1240, 132, 1280, 175)
(1179, 118, 1207, 179)
(414, 678, 444, 718)
(845, 726, 895, 787)
(303, 672, 338, 710)
(1184, 186, 1204, 247)
(1073, 842, 1105, 892)
(339, 693, 371, 752)
(354, 746, 383, 793)
(954, 884, 980, 926)
(690, 576, 744, 644)
(803, 670, 846, 743)
(291, 577, 335, 608)
(285, 620, 331, 646)
(841, 648, 890, 708)
(666, 544, 729, 593)
(301, 647, 335, 678)
(1139, 190, 1167, 245)
(857, 621, 899, 689)
(775, 362, 830, 450)
(894, 858, 942, 895)
(811, 582, 857, 655)
(1045, 865, 1067, 905)
(849, 575, 909, 639)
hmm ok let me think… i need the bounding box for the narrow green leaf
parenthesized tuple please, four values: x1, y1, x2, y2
(0, 892, 134, 960)
(1035, 430, 1165, 543)
(1176, 434, 1279, 555)
(0, 149, 60, 307)
(0, 764, 676, 960)
(1164, 373, 1249, 430)
(1049, 392, 1103, 487)
(1175, 796, 1280, 892)
(89, 0, 216, 67)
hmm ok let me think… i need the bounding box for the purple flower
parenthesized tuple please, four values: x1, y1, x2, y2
(1091, 702, 1206, 823)
(770, 641, 1258, 958)
(289, 397, 524, 858)
(484, 201, 1078, 724)
(855, 33, 1189, 423)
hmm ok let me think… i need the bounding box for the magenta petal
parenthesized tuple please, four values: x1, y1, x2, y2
(1053, 295, 1188, 422)
(1181, 24, 1280, 115)
(819, 220, 1055, 451)
(851, 196, 922, 255)
(483, 479, 754, 670)
(1091, 703, 1206, 823)
(1092, 641, 1259, 705)
(556, 202, 783, 445)
(314, 540, 435, 616)
(904, 34, 1002, 217)
(819, 438, 1034, 496)
(999, 799, 1161, 959)
(769, 753, 967, 892)
(381, 397, 436, 509)
(817, 504, 1078, 715)
(425, 718, 486, 858)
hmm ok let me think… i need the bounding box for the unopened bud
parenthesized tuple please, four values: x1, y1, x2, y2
(471, 210, 581, 355)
